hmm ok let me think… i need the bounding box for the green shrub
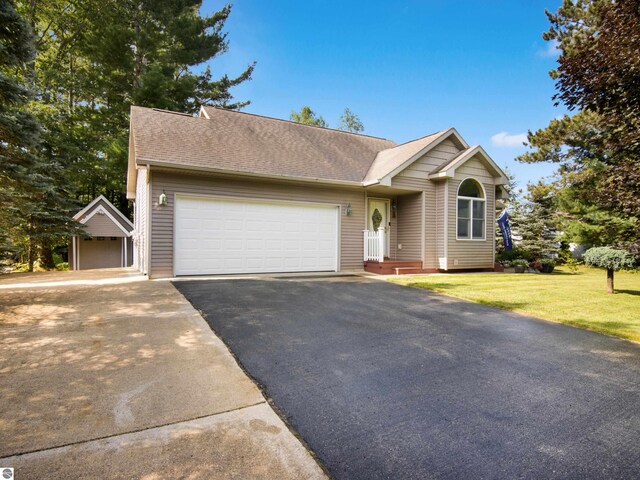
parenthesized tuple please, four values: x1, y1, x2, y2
(583, 247, 636, 271)
(497, 247, 532, 263)
(541, 259, 555, 274)
(583, 247, 637, 293)
(565, 257, 580, 274)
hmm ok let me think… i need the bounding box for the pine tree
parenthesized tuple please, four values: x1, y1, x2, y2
(0, 1, 40, 264)
(519, 0, 640, 251)
(1, 1, 82, 270)
(22, 0, 255, 214)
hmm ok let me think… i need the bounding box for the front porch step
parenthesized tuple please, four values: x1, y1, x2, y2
(364, 260, 424, 275)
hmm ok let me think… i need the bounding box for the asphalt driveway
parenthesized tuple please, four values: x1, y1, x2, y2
(174, 275, 640, 480)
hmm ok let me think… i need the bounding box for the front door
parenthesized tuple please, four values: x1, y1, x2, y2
(368, 198, 390, 258)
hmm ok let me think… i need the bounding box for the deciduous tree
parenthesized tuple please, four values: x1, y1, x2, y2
(337, 107, 364, 133)
(289, 106, 328, 127)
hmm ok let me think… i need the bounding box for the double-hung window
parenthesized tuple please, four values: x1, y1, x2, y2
(457, 178, 485, 240)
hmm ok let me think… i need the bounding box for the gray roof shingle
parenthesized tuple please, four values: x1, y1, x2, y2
(131, 106, 401, 183)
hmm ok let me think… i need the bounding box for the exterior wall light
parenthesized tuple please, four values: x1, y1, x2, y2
(158, 191, 168, 207)
(345, 203, 352, 216)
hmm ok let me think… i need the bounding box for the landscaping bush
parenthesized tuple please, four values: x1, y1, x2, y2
(512, 259, 529, 267)
(497, 248, 531, 264)
(539, 259, 555, 273)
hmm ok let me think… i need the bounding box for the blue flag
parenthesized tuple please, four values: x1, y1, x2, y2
(497, 211, 513, 251)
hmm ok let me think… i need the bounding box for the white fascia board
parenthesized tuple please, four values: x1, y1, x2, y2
(378, 176, 392, 187)
(73, 195, 109, 220)
(74, 195, 134, 230)
(126, 127, 138, 199)
(80, 205, 133, 237)
(427, 145, 508, 184)
(379, 128, 470, 185)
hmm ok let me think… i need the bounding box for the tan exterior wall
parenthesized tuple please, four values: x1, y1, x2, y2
(446, 156, 496, 269)
(141, 139, 499, 276)
(82, 214, 125, 237)
(396, 193, 423, 261)
(392, 138, 463, 269)
(76, 198, 133, 235)
(434, 182, 446, 268)
(149, 171, 366, 278)
(395, 138, 461, 180)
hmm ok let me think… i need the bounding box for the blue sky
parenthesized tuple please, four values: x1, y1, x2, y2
(202, 1, 565, 189)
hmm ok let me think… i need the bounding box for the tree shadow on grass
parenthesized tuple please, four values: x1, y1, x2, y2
(615, 289, 640, 297)
(404, 282, 530, 312)
(473, 299, 530, 311)
(566, 319, 640, 342)
(547, 270, 584, 276)
(405, 281, 469, 290)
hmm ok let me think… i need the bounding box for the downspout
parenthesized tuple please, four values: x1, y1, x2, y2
(443, 180, 449, 270)
(421, 192, 426, 269)
(146, 164, 151, 276)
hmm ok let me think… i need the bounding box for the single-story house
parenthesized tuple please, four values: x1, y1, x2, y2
(127, 106, 508, 278)
(70, 195, 134, 270)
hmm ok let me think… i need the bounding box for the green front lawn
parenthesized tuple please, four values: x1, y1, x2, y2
(390, 266, 640, 342)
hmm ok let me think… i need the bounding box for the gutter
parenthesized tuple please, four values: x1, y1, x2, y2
(137, 158, 366, 188)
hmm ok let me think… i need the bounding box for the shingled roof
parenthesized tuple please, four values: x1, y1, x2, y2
(127, 106, 501, 194)
(130, 106, 397, 184)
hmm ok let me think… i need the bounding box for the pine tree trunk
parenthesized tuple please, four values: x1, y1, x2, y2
(40, 242, 56, 270)
(28, 236, 35, 272)
(607, 268, 614, 294)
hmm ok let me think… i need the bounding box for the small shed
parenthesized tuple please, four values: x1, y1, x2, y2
(69, 195, 134, 270)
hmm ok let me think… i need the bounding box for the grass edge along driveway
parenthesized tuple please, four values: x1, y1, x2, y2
(390, 266, 640, 342)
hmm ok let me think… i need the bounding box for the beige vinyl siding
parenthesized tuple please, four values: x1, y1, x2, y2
(98, 199, 133, 232)
(391, 139, 463, 269)
(395, 139, 461, 181)
(434, 182, 446, 267)
(82, 214, 126, 237)
(388, 201, 397, 260)
(390, 176, 427, 190)
(423, 185, 438, 269)
(396, 193, 423, 261)
(149, 171, 366, 278)
(447, 156, 496, 269)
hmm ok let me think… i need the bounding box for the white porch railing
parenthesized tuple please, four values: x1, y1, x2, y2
(363, 229, 385, 262)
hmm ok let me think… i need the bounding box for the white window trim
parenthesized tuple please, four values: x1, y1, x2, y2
(456, 177, 486, 241)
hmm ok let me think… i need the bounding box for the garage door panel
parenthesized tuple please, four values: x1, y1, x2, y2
(175, 197, 338, 275)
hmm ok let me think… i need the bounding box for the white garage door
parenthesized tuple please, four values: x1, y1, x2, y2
(174, 196, 339, 275)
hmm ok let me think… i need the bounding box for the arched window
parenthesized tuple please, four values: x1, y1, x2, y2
(457, 178, 485, 240)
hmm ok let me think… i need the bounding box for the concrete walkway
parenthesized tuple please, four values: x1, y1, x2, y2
(0, 268, 325, 479)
